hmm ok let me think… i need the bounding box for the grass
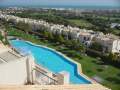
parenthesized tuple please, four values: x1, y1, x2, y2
(75, 56, 120, 90)
(7, 27, 120, 90)
(111, 29, 120, 35)
(68, 19, 94, 28)
(94, 15, 120, 22)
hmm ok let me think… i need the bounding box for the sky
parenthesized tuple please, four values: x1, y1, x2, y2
(0, 0, 120, 7)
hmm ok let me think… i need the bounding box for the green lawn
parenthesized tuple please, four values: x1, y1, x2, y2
(75, 56, 120, 90)
(111, 29, 120, 35)
(95, 16, 120, 21)
(7, 27, 120, 90)
(68, 19, 94, 28)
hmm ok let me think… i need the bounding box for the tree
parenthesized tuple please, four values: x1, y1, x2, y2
(77, 44, 86, 53)
(48, 32, 54, 41)
(90, 42, 103, 51)
(16, 22, 32, 34)
(108, 53, 118, 62)
(0, 32, 4, 41)
(43, 30, 49, 38)
(71, 40, 86, 53)
(57, 34, 65, 43)
(118, 33, 120, 36)
(65, 40, 73, 47)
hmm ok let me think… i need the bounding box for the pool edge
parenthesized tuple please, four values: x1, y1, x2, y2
(24, 40, 96, 84)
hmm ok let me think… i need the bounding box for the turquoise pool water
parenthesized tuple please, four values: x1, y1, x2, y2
(10, 40, 91, 84)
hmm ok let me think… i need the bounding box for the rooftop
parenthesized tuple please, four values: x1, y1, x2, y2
(0, 51, 21, 63)
(0, 57, 28, 85)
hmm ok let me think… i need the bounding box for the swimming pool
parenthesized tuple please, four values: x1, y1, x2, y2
(10, 39, 91, 84)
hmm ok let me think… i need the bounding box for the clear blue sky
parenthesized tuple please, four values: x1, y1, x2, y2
(0, 0, 120, 6)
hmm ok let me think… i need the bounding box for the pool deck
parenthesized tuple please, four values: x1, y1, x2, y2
(0, 41, 22, 63)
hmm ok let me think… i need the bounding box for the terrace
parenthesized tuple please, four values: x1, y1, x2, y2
(0, 43, 69, 85)
(0, 51, 21, 63)
(0, 41, 111, 90)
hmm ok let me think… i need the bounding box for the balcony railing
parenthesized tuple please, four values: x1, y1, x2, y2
(34, 68, 58, 85)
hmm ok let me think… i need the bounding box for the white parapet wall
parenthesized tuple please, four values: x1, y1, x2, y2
(0, 52, 36, 85)
(59, 71, 70, 85)
(0, 57, 28, 85)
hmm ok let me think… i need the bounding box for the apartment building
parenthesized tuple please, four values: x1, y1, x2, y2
(0, 13, 119, 53)
(95, 34, 120, 53)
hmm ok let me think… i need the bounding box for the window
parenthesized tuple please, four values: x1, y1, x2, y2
(84, 37, 86, 40)
(87, 38, 90, 41)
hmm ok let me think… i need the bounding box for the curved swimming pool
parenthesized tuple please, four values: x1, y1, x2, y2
(10, 40, 91, 84)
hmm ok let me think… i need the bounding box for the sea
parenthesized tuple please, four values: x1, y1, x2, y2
(0, 5, 120, 10)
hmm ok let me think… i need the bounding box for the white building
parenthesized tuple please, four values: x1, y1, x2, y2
(78, 32, 95, 47)
(0, 13, 120, 53)
(95, 34, 120, 53)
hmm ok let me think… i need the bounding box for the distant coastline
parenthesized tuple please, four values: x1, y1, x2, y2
(0, 5, 120, 10)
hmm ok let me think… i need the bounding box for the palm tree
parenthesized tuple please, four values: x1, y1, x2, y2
(16, 22, 32, 34)
(57, 34, 65, 44)
(108, 53, 119, 62)
(71, 40, 86, 53)
(44, 30, 49, 38)
(48, 32, 54, 41)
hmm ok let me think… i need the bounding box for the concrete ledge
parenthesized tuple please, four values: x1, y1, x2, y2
(0, 84, 110, 90)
